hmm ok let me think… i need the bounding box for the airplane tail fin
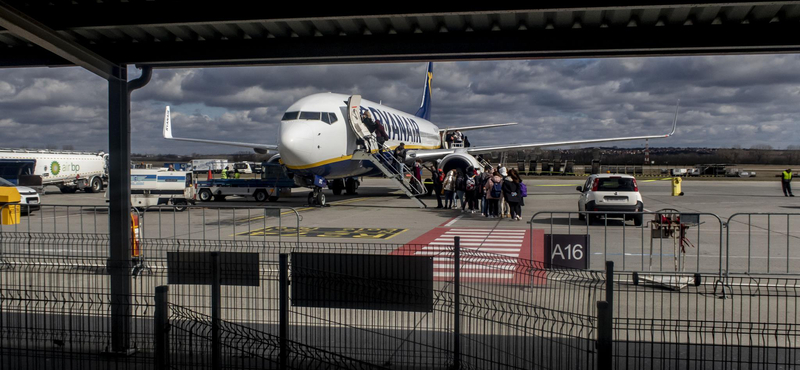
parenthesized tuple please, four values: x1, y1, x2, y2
(414, 62, 433, 121)
(163, 106, 173, 139)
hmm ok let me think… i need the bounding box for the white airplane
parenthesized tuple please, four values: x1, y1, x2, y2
(163, 62, 678, 207)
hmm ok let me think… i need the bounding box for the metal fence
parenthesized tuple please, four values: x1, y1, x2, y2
(1, 204, 800, 369)
(529, 210, 800, 277)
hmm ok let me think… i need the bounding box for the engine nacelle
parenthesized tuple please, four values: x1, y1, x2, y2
(439, 153, 483, 175)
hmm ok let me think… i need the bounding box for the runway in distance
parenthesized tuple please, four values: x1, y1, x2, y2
(162, 62, 678, 203)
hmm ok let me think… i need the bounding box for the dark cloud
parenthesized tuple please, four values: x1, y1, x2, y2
(0, 56, 799, 153)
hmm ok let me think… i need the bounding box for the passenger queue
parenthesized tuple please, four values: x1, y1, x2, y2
(430, 160, 526, 221)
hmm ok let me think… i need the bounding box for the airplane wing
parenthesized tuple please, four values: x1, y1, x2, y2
(440, 122, 517, 132)
(162, 106, 278, 153)
(410, 103, 679, 163)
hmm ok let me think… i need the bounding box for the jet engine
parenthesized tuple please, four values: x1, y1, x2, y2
(438, 153, 483, 174)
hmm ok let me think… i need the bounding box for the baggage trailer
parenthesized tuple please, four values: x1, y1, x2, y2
(196, 163, 294, 202)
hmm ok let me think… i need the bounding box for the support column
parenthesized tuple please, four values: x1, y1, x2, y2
(108, 65, 132, 353)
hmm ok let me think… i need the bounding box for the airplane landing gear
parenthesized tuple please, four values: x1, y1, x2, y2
(345, 178, 359, 195)
(307, 186, 327, 207)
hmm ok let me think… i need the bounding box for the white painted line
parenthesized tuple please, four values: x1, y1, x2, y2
(434, 272, 514, 279)
(448, 229, 526, 233)
(444, 215, 464, 227)
(429, 242, 521, 247)
(433, 263, 516, 271)
(434, 237, 524, 242)
(432, 257, 519, 264)
(423, 246, 521, 252)
(441, 234, 525, 238)
(416, 251, 519, 257)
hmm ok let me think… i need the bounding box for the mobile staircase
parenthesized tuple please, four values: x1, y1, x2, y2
(346, 95, 427, 208)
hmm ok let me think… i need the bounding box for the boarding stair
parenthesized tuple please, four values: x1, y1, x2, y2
(351, 146, 427, 208)
(346, 94, 426, 208)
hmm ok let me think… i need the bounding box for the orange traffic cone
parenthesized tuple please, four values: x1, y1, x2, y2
(207, 170, 213, 181)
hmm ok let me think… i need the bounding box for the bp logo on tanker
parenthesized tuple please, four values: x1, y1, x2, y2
(51, 161, 61, 175)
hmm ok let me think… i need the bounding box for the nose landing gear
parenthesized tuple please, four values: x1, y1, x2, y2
(307, 186, 327, 207)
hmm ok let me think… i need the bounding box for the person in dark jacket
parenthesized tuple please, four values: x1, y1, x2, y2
(430, 166, 444, 208)
(393, 143, 406, 174)
(454, 168, 466, 210)
(374, 119, 389, 149)
(462, 166, 478, 213)
(503, 176, 523, 221)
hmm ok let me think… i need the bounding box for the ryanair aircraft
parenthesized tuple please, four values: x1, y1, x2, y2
(163, 63, 677, 205)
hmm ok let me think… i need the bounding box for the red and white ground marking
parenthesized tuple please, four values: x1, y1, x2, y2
(392, 228, 536, 284)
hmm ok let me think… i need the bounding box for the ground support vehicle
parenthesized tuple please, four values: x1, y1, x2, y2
(188, 159, 228, 174)
(196, 163, 294, 202)
(0, 149, 108, 193)
(130, 170, 195, 211)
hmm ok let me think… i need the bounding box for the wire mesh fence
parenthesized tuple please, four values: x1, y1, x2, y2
(1, 205, 800, 369)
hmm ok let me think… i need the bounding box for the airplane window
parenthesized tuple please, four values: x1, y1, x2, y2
(321, 113, 331, 124)
(281, 111, 299, 120)
(328, 113, 338, 124)
(299, 112, 321, 120)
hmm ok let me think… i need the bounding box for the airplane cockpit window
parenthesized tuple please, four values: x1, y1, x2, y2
(299, 112, 321, 120)
(281, 111, 299, 121)
(321, 112, 338, 124)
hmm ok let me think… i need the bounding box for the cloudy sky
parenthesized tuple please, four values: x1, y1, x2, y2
(0, 55, 798, 154)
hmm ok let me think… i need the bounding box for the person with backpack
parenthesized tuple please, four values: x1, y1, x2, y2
(484, 171, 504, 218)
(503, 170, 524, 221)
(454, 168, 466, 210)
(443, 169, 457, 209)
(462, 166, 478, 213)
(499, 166, 511, 218)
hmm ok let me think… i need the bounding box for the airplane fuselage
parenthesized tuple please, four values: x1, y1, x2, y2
(279, 93, 441, 179)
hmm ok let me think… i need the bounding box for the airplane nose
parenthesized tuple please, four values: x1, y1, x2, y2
(279, 121, 314, 167)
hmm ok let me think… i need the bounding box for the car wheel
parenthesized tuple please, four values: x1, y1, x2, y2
(60, 186, 77, 194)
(633, 213, 644, 227)
(172, 199, 187, 212)
(199, 189, 213, 202)
(254, 190, 267, 202)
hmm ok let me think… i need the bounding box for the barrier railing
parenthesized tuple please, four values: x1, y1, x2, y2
(528, 210, 725, 275)
(725, 213, 800, 276)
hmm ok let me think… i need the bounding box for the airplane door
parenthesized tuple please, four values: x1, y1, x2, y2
(346, 95, 371, 142)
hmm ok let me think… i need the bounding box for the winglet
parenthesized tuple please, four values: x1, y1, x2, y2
(163, 106, 173, 139)
(668, 100, 679, 136)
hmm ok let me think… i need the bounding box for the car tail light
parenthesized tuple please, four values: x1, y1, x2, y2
(591, 178, 599, 191)
(633, 178, 639, 192)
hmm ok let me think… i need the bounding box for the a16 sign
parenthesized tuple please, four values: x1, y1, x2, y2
(544, 234, 590, 269)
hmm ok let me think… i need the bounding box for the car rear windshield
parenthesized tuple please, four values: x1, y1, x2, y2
(597, 177, 636, 191)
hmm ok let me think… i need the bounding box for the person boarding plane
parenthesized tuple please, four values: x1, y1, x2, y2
(162, 62, 678, 207)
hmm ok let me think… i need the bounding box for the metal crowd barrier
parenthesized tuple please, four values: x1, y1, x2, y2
(528, 210, 725, 276)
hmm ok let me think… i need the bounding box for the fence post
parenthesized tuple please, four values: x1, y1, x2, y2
(280, 253, 289, 370)
(596, 301, 612, 370)
(211, 252, 221, 370)
(154, 285, 169, 370)
(605, 261, 614, 308)
(453, 236, 461, 370)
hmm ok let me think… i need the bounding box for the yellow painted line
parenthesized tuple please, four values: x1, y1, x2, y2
(328, 197, 370, 206)
(234, 197, 368, 223)
(382, 228, 409, 241)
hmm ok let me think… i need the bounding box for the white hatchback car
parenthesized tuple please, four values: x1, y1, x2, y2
(577, 174, 644, 226)
(0, 176, 40, 215)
